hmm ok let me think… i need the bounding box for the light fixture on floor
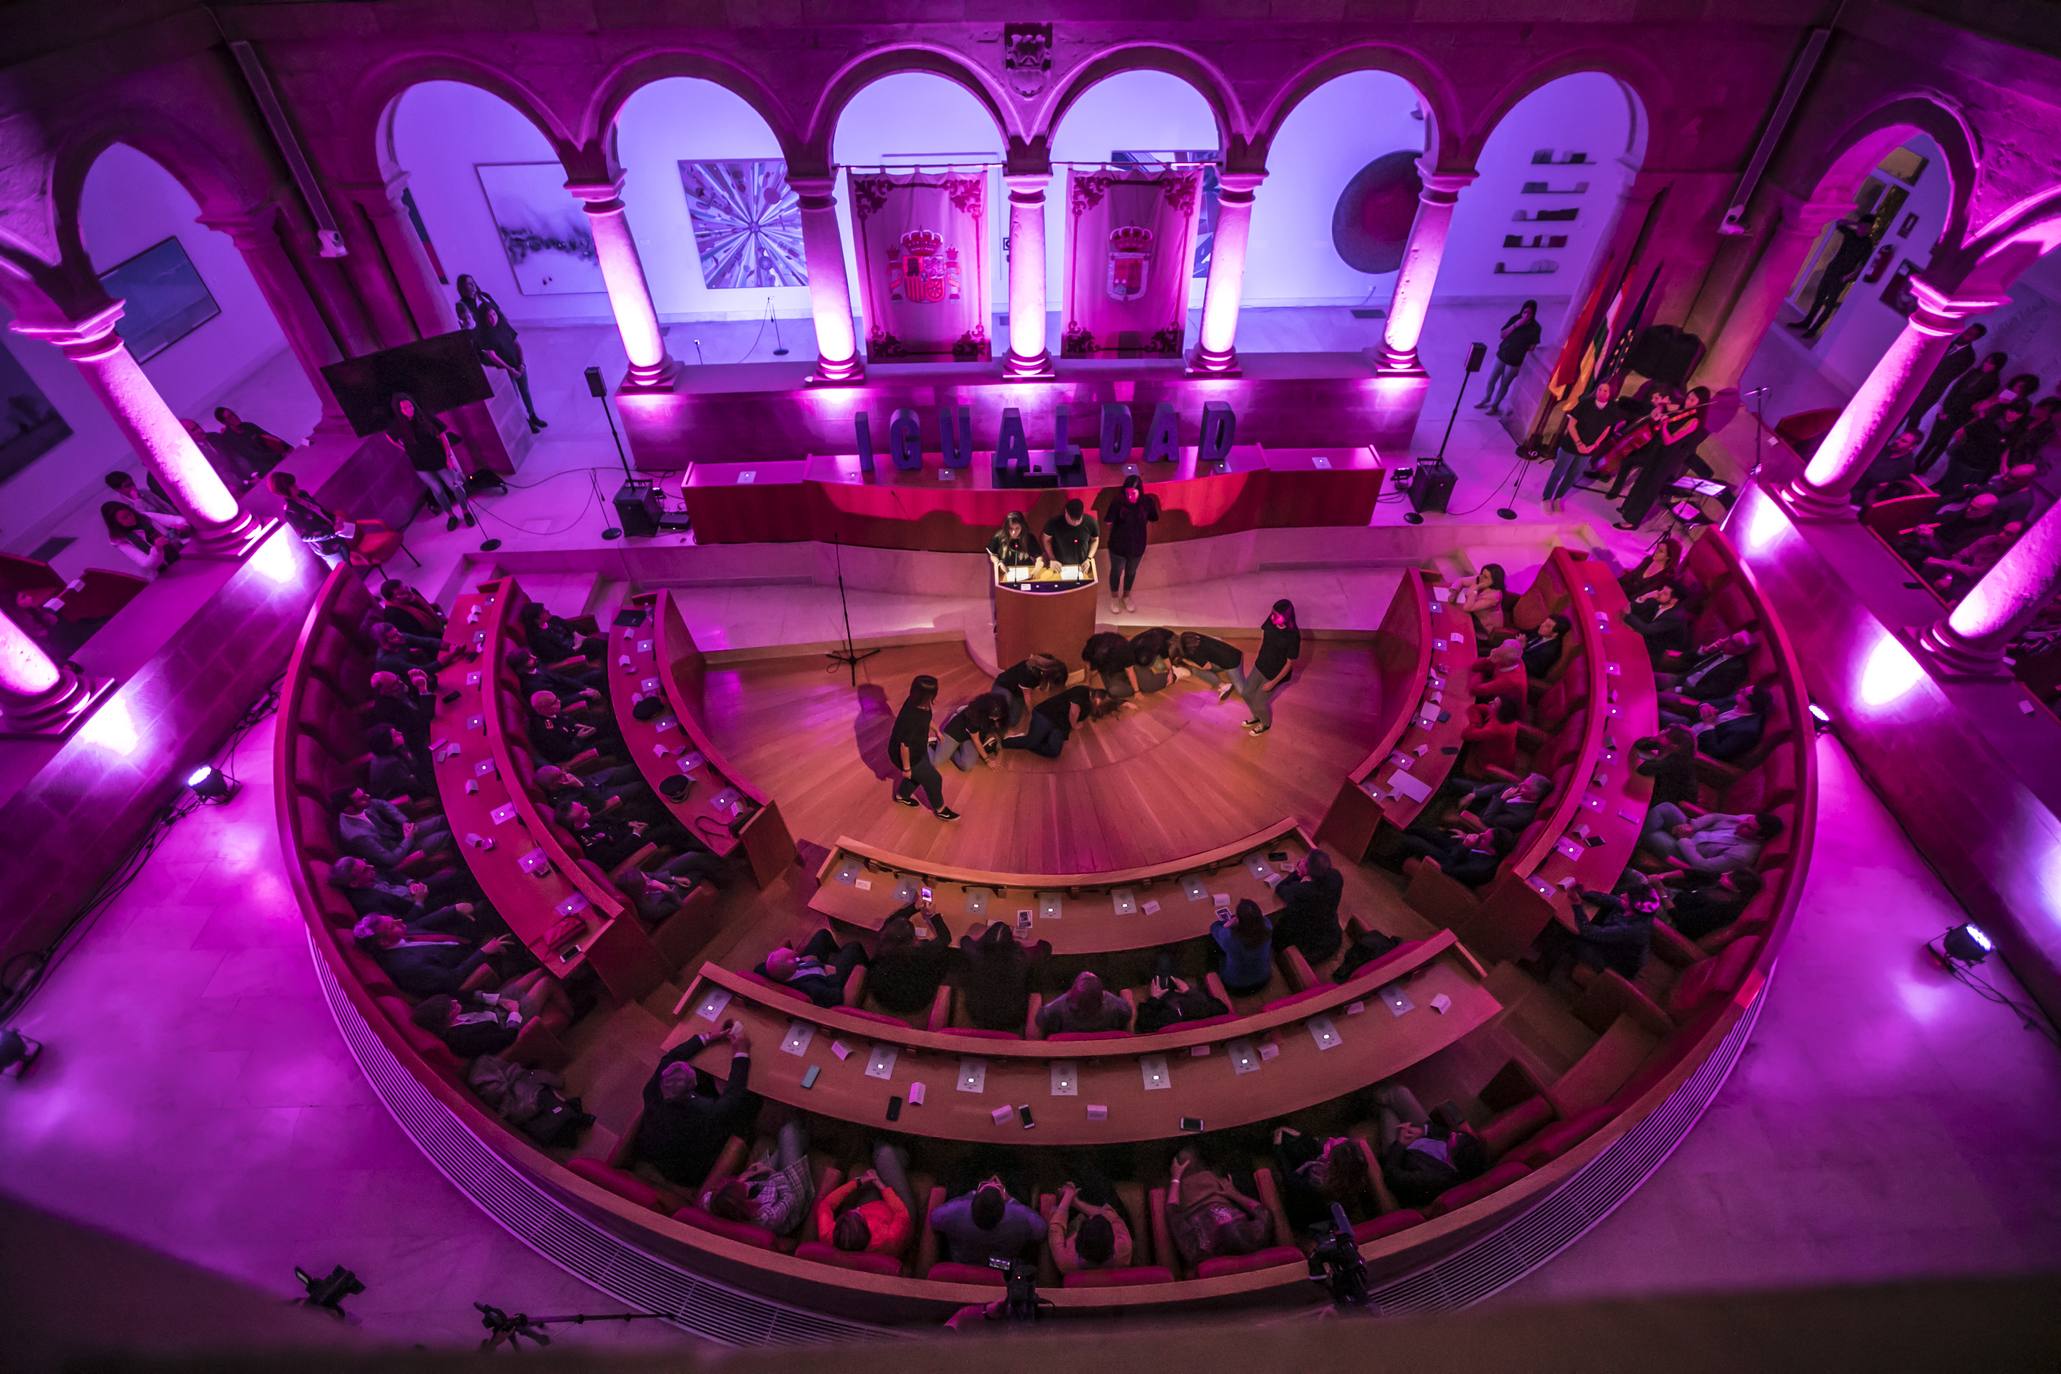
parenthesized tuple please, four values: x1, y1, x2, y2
(1807, 702, 1833, 735)
(295, 1263, 364, 1318)
(0, 1027, 42, 1080)
(1937, 922, 1993, 967)
(185, 764, 240, 805)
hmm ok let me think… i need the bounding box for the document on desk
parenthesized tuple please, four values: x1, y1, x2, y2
(1049, 1061, 1079, 1097)
(1388, 770, 1434, 804)
(1139, 1055, 1171, 1091)
(1377, 983, 1415, 1017)
(864, 1045, 898, 1081)
(957, 1058, 988, 1094)
(780, 1020, 815, 1056)
(693, 988, 732, 1022)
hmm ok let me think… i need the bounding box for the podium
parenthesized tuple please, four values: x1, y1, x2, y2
(993, 563, 1099, 669)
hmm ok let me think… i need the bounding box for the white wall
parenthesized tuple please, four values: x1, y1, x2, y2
(1440, 72, 1640, 306)
(1984, 248, 2061, 388)
(1244, 71, 1425, 308)
(0, 143, 294, 555)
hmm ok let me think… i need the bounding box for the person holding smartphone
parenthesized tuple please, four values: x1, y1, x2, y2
(868, 900, 954, 1016)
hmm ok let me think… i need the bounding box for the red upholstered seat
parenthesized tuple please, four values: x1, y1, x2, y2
(1517, 1106, 1616, 1168)
(1194, 1246, 1303, 1279)
(1351, 1210, 1425, 1243)
(794, 1241, 903, 1275)
(672, 1205, 780, 1249)
(1260, 983, 1334, 1013)
(1666, 936, 1763, 1020)
(923, 1260, 1009, 1286)
(1427, 1160, 1532, 1216)
(950, 1027, 1024, 1040)
(372, 994, 459, 1076)
(566, 1157, 664, 1211)
(1062, 1265, 1178, 1287)
(1047, 1029, 1132, 1041)
(843, 1007, 914, 1027)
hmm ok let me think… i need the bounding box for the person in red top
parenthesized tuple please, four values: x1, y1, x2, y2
(1461, 697, 1523, 773)
(816, 1141, 918, 1258)
(1467, 639, 1527, 714)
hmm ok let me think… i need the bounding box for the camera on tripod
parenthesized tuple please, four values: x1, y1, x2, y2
(1305, 1202, 1371, 1308)
(989, 1255, 1050, 1321)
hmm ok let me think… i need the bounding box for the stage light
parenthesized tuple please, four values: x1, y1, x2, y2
(1941, 923, 1993, 966)
(1808, 702, 1832, 734)
(0, 1027, 42, 1079)
(185, 764, 240, 805)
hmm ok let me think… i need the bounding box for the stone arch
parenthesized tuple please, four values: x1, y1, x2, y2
(1253, 45, 1463, 174)
(1461, 49, 1663, 169)
(582, 50, 800, 168)
(1037, 45, 1243, 166)
(1950, 184, 2061, 296)
(350, 53, 580, 187)
(803, 47, 1015, 174)
(1792, 95, 1979, 258)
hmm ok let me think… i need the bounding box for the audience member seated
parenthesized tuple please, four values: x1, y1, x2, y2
(1624, 583, 1692, 665)
(1453, 773, 1553, 833)
(757, 930, 868, 1008)
(1518, 614, 1569, 677)
(102, 501, 184, 575)
(521, 602, 604, 665)
(1082, 631, 1146, 700)
(1271, 1126, 1370, 1234)
(1370, 1083, 1488, 1210)
(636, 1022, 755, 1188)
(1565, 878, 1662, 979)
(1452, 564, 1512, 636)
(409, 970, 573, 1058)
(103, 469, 184, 525)
(1632, 727, 1700, 806)
(1049, 1175, 1134, 1276)
(956, 923, 1051, 1031)
(366, 725, 432, 800)
(1617, 538, 1681, 602)
(352, 914, 515, 998)
(1460, 697, 1524, 773)
(1902, 492, 2008, 563)
(821, 1142, 918, 1258)
(368, 669, 435, 749)
(1134, 967, 1229, 1033)
(1663, 685, 1770, 762)
(326, 855, 472, 922)
(1851, 427, 1923, 506)
(508, 643, 603, 697)
(1270, 849, 1345, 964)
(213, 406, 293, 474)
(336, 787, 451, 868)
(866, 903, 954, 1016)
(1400, 824, 1514, 889)
(375, 580, 446, 639)
(1640, 805, 1781, 875)
(1923, 527, 2020, 599)
(702, 1118, 815, 1240)
(1667, 869, 1766, 941)
(532, 761, 650, 822)
(1656, 631, 1754, 705)
(1467, 639, 1527, 713)
(528, 689, 618, 764)
(930, 1175, 1043, 1268)
(1164, 1149, 1273, 1270)
(1210, 899, 1275, 997)
(1036, 971, 1133, 1035)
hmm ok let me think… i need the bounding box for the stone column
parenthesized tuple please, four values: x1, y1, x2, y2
(1190, 171, 1264, 374)
(1004, 170, 1054, 379)
(1376, 166, 1476, 375)
(0, 606, 97, 736)
(1693, 193, 1845, 391)
(1917, 497, 2061, 676)
(788, 174, 864, 384)
(566, 177, 675, 388)
(13, 303, 255, 550)
(1780, 279, 2006, 519)
(334, 173, 458, 346)
(198, 203, 353, 434)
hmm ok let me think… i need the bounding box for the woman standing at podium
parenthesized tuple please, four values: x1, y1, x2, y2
(986, 511, 1040, 575)
(1100, 474, 1160, 614)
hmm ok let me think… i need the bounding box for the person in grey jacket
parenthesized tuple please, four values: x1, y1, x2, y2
(336, 789, 451, 869)
(1639, 804, 1782, 874)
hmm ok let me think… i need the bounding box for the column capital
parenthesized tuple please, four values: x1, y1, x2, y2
(787, 172, 838, 202)
(1906, 278, 2013, 337)
(1005, 170, 1052, 201)
(1216, 170, 1265, 202)
(1414, 161, 1477, 203)
(566, 176, 628, 215)
(10, 302, 127, 361)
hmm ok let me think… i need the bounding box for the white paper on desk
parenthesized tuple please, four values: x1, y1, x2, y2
(654, 716, 678, 733)
(780, 1020, 815, 1056)
(865, 1045, 898, 1080)
(694, 989, 732, 1022)
(1141, 898, 1161, 915)
(1388, 770, 1434, 804)
(1246, 855, 1274, 881)
(554, 892, 589, 920)
(1111, 888, 1137, 916)
(738, 470, 757, 484)
(892, 878, 920, 905)
(1182, 876, 1206, 902)
(1311, 454, 1332, 469)
(964, 889, 989, 916)
(907, 1081, 926, 1105)
(1049, 1061, 1078, 1097)
(489, 802, 518, 826)
(1037, 892, 1063, 920)
(1307, 1016, 1343, 1051)
(957, 1058, 987, 1094)
(1227, 1039, 1260, 1075)
(853, 878, 873, 892)
(1139, 1055, 1171, 1091)
(1377, 983, 1415, 1017)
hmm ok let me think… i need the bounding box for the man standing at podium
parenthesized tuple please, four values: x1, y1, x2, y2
(1042, 499, 1101, 570)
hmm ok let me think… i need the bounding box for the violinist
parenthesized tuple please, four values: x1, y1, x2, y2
(1617, 386, 1711, 531)
(1543, 377, 1619, 513)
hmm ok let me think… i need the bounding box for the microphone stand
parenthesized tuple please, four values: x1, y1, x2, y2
(824, 533, 878, 687)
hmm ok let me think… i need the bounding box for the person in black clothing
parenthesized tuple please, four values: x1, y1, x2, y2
(1917, 351, 2007, 472)
(1520, 614, 1569, 678)
(453, 273, 505, 333)
(329, 858, 476, 923)
(410, 969, 572, 1058)
(956, 923, 1050, 1031)
(1003, 684, 1117, 757)
(1042, 498, 1101, 567)
(368, 669, 435, 749)
(507, 643, 603, 699)
(1544, 377, 1618, 511)
(868, 903, 954, 1016)
(1789, 210, 1877, 337)
(1399, 825, 1512, 889)
(366, 725, 431, 799)
(1099, 474, 1160, 612)
(1632, 727, 1700, 807)
(1270, 849, 1344, 964)
(1624, 582, 1691, 665)
(1617, 386, 1709, 531)
(353, 914, 515, 997)
(475, 303, 546, 432)
(636, 1022, 756, 1188)
(986, 511, 1041, 574)
(1667, 869, 1764, 941)
(1935, 404, 2028, 498)
(1372, 1083, 1488, 1210)
(1478, 299, 1542, 417)
(758, 929, 868, 1008)
(1904, 323, 1985, 429)
(384, 391, 475, 531)
(1134, 968, 1229, 1033)
(1658, 632, 1753, 705)
(1172, 630, 1247, 703)
(934, 691, 1009, 773)
(890, 674, 958, 820)
(992, 653, 1066, 729)
(1566, 880, 1660, 979)
(1082, 630, 1145, 699)
(1241, 599, 1301, 734)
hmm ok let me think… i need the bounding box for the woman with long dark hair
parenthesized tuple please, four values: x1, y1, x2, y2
(1210, 898, 1274, 996)
(384, 391, 475, 531)
(1128, 626, 1176, 692)
(1082, 631, 1143, 699)
(102, 501, 182, 575)
(986, 511, 1040, 575)
(1451, 564, 1510, 636)
(474, 303, 546, 433)
(1100, 473, 1160, 613)
(932, 691, 1010, 775)
(890, 674, 957, 819)
(1241, 599, 1300, 735)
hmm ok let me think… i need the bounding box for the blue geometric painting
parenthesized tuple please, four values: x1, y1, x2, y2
(475, 162, 605, 296)
(98, 237, 220, 362)
(679, 159, 807, 290)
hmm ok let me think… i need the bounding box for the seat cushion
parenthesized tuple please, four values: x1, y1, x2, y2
(1518, 1106, 1616, 1168)
(1193, 1245, 1303, 1279)
(924, 1261, 1009, 1286)
(566, 1157, 664, 1211)
(1047, 1029, 1131, 1042)
(1428, 1160, 1532, 1216)
(672, 1205, 780, 1249)
(1352, 1210, 1424, 1243)
(1062, 1265, 1177, 1288)
(794, 1241, 903, 1275)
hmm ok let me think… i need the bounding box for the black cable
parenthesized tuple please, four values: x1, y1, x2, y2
(1943, 958, 2061, 1048)
(1443, 450, 1532, 518)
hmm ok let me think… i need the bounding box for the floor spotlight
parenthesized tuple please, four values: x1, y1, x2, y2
(1940, 923, 1993, 966)
(1807, 702, 1833, 735)
(185, 764, 241, 805)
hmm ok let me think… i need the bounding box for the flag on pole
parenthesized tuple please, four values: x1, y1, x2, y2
(1546, 250, 1617, 405)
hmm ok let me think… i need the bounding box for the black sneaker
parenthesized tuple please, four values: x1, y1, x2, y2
(894, 793, 919, 808)
(1246, 723, 1270, 735)
(935, 807, 961, 822)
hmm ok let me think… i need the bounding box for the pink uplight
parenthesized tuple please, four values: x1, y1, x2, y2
(1857, 630, 1925, 709)
(80, 697, 141, 757)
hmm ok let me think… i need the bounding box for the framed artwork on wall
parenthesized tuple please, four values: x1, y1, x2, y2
(0, 343, 70, 484)
(1880, 258, 1920, 316)
(678, 160, 807, 289)
(1897, 212, 1919, 239)
(474, 162, 605, 295)
(1112, 150, 1219, 277)
(97, 237, 220, 362)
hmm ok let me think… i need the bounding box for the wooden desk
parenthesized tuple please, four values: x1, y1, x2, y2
(993, 562, 1100, 675)
(608, 590, 795, 888)
(667, 930, 1496, 1145)
(809, 820, 1314, 957)
(431, 581, 663, 1002)
(1317, 571, 1478, 859)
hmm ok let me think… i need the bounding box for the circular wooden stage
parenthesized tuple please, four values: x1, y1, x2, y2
(698, 637, 1392, 874)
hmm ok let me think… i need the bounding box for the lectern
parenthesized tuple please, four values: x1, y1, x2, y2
(993, 562, 1099, 669)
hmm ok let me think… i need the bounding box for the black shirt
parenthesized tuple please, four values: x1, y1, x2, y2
(1254, 621, 1301, 680)
(636, 1035, 754, 1186)
(869, 910, 953, 1014)
(1134, 984, 1228, 1033)
(1823, 222, 1873, 278)
(1101, 492, 1160, 557)
(389, 413, 450, 472)
(1182, 634, 1242, 671)
(1271, 868, 1344, 963)
(1496, 315, 1542, 366)
(987, 529, 1039, 567)
(1635, 741, 1698, 806)
(1561, 395, 1617, 454)
(1521, 631, 1563, 678)
(993, 661, 1044, 695)
(1941, 368, 2000, 421)
(941, 705, 987, 745)
(1042, 513, 1100, 565)
(889, 699, 932, 772)
(1033, 685, 1097, 733)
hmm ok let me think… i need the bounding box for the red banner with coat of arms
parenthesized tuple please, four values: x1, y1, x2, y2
(1061, 165, 1203, 358)
(848, 168, 992, 363)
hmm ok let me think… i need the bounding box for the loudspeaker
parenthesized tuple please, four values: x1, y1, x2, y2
(613, 480, 662, 538)
(1624, 326, 1705, 388)
(585, 365, 607, 398)
(1408, 458, 1456, 515)
(1465, 341, 1488, 373)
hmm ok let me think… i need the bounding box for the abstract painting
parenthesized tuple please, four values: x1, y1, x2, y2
(679, 160, 807, 290)
(98, 237, 220, 362)
(1113, 150, 1219, 277)
(475, 162, 604, 295)
(0, 343, 70, 485)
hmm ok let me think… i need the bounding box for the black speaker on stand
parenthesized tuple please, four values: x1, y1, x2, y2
(586, 365, 661, 539)
(1404, 341, 1485, 524)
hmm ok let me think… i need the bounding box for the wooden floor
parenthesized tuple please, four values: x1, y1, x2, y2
(699, 637, 1398, 874)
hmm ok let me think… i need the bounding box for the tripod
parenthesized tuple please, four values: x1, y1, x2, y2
(825, 533, 879, 686)
(474, 1302, 675, 1351)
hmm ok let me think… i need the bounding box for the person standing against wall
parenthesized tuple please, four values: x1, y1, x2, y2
(1787, 210, 1877, 339)
(1098, 474, 1160, 614)
(1477, 300, 1541, 417)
